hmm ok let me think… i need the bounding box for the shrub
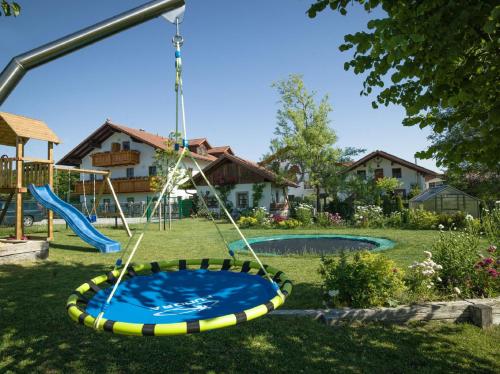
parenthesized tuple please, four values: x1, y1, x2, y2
(276, 219, 301, 229)
(237, 216, 258, 228)
(482, 207, 500, 245)
(319, 251, 406, 308)
(395, 195, 404, 212)
(316, 212, 343, 227)
(386, 211, 403, 228)
(253, 207, 271, 226)
(474, 245, 499, 297)
(405, 251, 443, 302)
(325, 199, 354, 220)
(407, 209, 439, 230)
(295, 203, 313, 226)
(432, 227, 481, 297)
(353, 205, 384, 228)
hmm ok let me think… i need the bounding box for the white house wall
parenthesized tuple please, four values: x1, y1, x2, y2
(78, 132, 211, 203)
(347, 157, 426, 193)
(197, 182, 284, 211)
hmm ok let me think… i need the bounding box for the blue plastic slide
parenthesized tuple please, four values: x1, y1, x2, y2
(29, 184, 121, 253)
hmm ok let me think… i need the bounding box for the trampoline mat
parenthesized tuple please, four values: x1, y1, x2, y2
(85, 270, 278, 324)
(249, 237, 378, 255)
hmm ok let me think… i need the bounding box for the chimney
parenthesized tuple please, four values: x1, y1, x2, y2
(414, 157, 418, 165)
(139, 129, 145, 132)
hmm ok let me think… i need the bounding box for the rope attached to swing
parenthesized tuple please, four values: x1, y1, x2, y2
(93, 15, 280, 330)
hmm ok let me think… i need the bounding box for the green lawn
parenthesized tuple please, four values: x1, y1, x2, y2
(1, 219, 499, 373)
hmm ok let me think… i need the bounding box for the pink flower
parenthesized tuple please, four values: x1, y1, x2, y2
(487, 269, 498, 278)
(484, 258, 493, 265)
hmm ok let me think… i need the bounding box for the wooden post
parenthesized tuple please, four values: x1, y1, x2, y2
(158, 200, 162, 231)
(94, 171, 108, 209)
(47, 142, 54, 240)
(105, 176, 132, 237)
(15, 137, 24, 240)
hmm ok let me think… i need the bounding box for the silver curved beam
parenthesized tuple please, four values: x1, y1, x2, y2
(0, 0, 185, 106)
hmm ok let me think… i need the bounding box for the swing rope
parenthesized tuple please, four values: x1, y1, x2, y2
(93, 15, 279, 330)
(182, 162, 236, 260)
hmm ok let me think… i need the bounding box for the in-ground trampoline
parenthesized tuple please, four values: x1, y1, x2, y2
(229, 234, 395, 256)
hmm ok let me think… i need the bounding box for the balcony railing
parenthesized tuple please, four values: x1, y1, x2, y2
(0, 158, 50, 189)
(75, 177, 155, 194)
(91, 150, 140, 167)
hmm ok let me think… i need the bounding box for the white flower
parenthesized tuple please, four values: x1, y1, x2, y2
(438, 224, 444, 230)
(465, 214, 473, 221)
(436, 277, 442, 282)
(424, 251, 432, 259)
(427, 284, 432, 289)
(328, 289, 339, 297)
(453, 287, 461, 295)
(435, 264, 443, 270)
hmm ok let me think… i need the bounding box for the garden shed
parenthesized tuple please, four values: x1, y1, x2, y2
(409, 185, 481, 218)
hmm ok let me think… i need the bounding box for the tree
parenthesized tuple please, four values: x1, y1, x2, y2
(1, 1, 20, 17)
(307, 1, 500, 169)
(375, 177, 402, 195)
(267, 74, 341, 211)
(152, 133, 184, 196)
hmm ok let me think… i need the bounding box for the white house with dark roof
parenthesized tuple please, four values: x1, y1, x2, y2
(343, 150, 443, 197)
(58, 120, 230, 205)
(192, 153, 298, 213)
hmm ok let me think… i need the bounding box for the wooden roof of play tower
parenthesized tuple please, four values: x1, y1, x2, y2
(0, 112, 60, 147)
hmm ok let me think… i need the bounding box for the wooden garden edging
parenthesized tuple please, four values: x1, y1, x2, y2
(272, 297, 500, 329)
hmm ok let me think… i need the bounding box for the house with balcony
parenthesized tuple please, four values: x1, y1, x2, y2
(192, 153, 298, 214)
(343, 150, 443, 197)
(57, 120, 229, 206)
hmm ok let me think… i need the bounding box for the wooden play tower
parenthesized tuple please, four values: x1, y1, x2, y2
(0, 111, 60, 240)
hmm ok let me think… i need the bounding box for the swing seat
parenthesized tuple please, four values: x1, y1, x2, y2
(87, 214, 97, 223)
(67, 258, 292, 336)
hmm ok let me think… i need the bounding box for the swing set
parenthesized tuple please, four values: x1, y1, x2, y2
(0, 0, 292, 336)
(54, 166, 132, 237)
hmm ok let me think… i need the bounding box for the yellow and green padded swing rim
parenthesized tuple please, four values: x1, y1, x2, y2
(66, 258, 293, 336)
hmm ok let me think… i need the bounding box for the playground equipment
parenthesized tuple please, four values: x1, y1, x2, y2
(0, 0, 291, 335)
(0, 112, 59, 240)
(0, 112, 130, 254)
(0, 112, 59, 262)
(53, 166, 132, 238)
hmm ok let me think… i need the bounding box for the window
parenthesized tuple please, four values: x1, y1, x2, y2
(237, 192, 249, 209)
(89, 174, 95, 181)
(356, 170, 367, 180)
(126, 168, 134, 178)
(111, 142, 121, 152)
(122, 141, 130, 151)
(148, 166, 157, 176)
(392, 168, 402, 179)
(374, 168, 384, 180)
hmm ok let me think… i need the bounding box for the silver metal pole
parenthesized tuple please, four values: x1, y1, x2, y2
(0, 0, 185, 105)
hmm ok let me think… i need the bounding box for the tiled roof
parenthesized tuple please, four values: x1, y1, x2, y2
(207, 146, 233, 156)
(57, 120, 217, 166)
(192, 153, 298, 187)
(344, 150, 440, 176)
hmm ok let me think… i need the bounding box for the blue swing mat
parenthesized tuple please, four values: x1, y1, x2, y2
(86, 269, 278, 325)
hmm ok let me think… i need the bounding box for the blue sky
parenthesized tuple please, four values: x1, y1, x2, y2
(0, 0, 438, 171)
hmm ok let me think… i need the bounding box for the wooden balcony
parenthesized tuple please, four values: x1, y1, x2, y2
(75, 177, 156, 194)
(91, 150, 140, 167)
